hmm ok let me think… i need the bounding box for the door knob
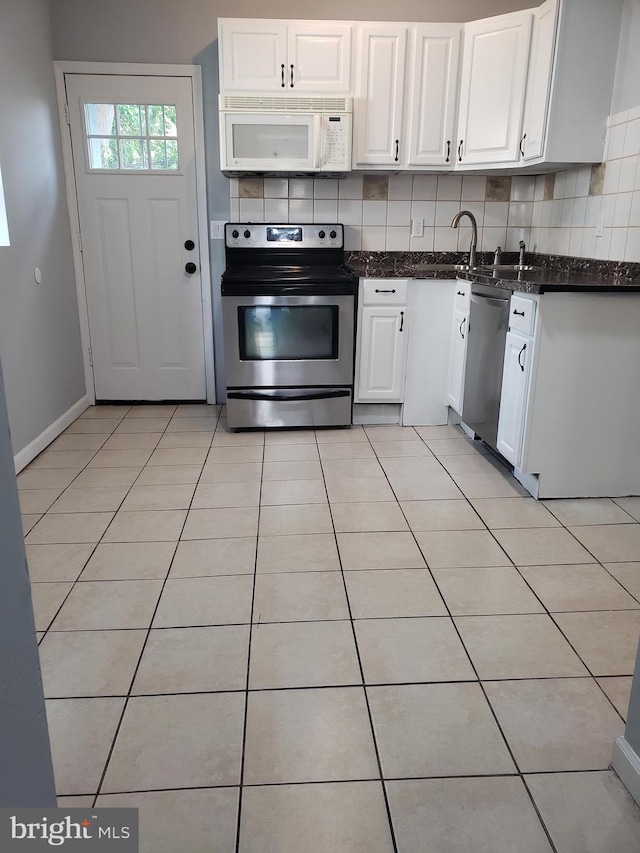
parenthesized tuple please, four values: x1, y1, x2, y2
(185, 262, 197, 274)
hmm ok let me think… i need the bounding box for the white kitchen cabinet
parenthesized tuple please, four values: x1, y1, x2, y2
(405, 25, 462, 168)
(219, 19, 352, 93)
(355, 279, 409, 403)
(520, 0, 557, 161)
(446, 282, 470, 415)
(353, 25, 407, 166)
(455, 11, 532, 165)
(496, 329, 533, 466)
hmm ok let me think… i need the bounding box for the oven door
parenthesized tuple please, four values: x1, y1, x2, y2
(223, 293, 354, 388)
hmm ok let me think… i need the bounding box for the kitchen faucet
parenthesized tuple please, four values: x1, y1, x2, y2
(519, 240, 526, 266)
(451, 210, 478, 269)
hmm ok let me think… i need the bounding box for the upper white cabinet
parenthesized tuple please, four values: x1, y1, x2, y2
(456, 11, 533, 166)
(219, 19, 352, 93)
(520, 0, 557, 161)
(354, 23, 461, 168)
(405, 25, 462, 167)
(353, 25, 408, 166)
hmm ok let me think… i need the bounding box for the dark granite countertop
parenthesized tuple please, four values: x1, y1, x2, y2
(345, 251, 640, 294)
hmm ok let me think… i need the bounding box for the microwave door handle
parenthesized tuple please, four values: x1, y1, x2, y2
(313, 115, 322, 169)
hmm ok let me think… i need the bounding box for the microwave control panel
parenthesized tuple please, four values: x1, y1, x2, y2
(321, 114, 352, 171)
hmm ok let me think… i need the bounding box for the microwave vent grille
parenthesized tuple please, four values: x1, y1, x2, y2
(220, 95, 353, 113)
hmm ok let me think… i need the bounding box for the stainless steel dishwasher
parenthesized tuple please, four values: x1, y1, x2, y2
(461, 282, 511, 452)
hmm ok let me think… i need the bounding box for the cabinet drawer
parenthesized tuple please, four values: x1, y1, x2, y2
(362, 279, 409, 305)
(509, 294, 536, 335)
(454, 280, 470, 311)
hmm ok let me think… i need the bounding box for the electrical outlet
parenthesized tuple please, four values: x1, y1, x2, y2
(210, 221, 225, 239)
(596, 213, 605, 238)
(411, 218, 424, 238)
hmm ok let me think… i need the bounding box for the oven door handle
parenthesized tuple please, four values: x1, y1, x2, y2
(227, 389, 351, 402)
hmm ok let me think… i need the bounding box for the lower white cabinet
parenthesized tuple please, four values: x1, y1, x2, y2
(355, 279, 409, 403)
(496, 329, 532, 465)
(446, 283, 470, 414)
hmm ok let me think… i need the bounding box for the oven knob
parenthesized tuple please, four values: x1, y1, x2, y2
(330, 230, 337, 239)
(232, 229, 239, 239)
(244, 230, 251, 239)
(318, 230, 325, 239)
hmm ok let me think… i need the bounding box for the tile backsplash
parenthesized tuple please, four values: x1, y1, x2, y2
(227, 104, 640, 263)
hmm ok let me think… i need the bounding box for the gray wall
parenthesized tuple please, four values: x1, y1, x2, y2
(49, 0, 536, 399)
(611, 0, 640, 113)
(0, 0, 85, 455)
(0, 355, 56, 807)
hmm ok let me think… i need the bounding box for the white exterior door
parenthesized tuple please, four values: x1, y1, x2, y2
(456, 11, 532, 164)
(65, 74, 206, 401)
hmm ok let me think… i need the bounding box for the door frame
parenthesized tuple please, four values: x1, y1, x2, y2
(54, 61, 216, 404)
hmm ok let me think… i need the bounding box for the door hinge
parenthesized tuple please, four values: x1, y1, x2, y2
(64, 102, 70, 125)
(87, 346, 93, 366)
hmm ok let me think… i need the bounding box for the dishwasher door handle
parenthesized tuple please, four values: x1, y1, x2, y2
(470, 292, 510, 308)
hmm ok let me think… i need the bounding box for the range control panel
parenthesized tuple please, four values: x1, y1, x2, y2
(225, 223, 343, 249)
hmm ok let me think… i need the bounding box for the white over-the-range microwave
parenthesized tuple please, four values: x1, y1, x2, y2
(219, 94, 352, 176)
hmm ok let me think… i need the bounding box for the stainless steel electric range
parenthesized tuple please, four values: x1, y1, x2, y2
(221, 223, 357, 430)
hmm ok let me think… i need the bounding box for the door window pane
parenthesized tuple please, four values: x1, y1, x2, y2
(84, 102, 179, 171)
(239, 306, 339, 361)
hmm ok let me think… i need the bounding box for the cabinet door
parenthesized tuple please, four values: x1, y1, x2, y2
(446, 305, 468, 414)
(354, 25, 407, 166)
(521, 0, 558, 160)
(356, 306, 408, 402)
(219, 21, 287, 92)
(406, 25, 462, 167)
(496, 330, 531, 466)
(287, 24, 352, 93)
(456, 11, 532, 164)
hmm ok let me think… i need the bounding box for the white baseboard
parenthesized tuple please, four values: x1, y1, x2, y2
(612, 736, 640, 806)
(13, 395, 90, 474)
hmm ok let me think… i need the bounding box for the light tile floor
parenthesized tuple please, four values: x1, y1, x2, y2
(19, 404, 640, 852)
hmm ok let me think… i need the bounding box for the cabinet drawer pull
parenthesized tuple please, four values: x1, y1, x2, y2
(290, 64, 294, 87)
(459, 316, 466, 339)
(281, 64, 285, 87)
(518, 342, 527, 371)
(513, 309, 526, 316)
(399, 310, 404, 332)
(458, 139, 463, 162)
(456, 290, 465, 296)
(394, 139, 399, 162)
(375, 288, 396, 294)
(446, 140, 451, 163)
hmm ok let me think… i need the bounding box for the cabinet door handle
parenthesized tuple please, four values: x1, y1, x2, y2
(459, 316, 466, 339)
(281, 64, 285, 87)
(446, 140, 451, 163)
(394, 139, 399, 162)
(375, 288, 396, 294)
(458, 140, 463, 162)
(520, 133, 527, 158)
(513, 309, 525, 316)
(399, 310, 404, 332)
(290, 64, 294, 87)
(456, 290, 465, 296)
(518, 342, 527, 371)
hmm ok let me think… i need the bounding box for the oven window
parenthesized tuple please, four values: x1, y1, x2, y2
(239, 306, 339, 360)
